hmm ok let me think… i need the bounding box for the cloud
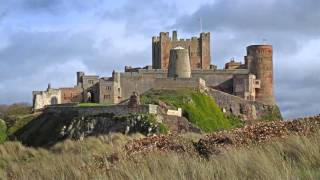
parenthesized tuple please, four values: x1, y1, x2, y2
(0, 29, 149, 104)
(173, 0, 320, 118)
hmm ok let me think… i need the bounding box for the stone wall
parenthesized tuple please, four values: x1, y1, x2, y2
(45, 104, 158, 116)
(60, 88, 82, 104)
(119, 76, 206, 101)
(208, 89, 282, 121)
(33, 88, 61, 110)
(117, 68, 248, 102)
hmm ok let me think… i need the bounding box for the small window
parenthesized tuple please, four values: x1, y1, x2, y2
(104, 95, 111, 99)
(88, 80, 94, 84)
(106, 86, 111, 90)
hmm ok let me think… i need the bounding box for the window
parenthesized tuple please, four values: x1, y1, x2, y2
(106, 86, 111, 90)
(104, 95, 111, 99)
(88, 80, 94, 84)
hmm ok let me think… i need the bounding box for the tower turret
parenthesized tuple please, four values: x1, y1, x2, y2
(246, 45, 275, 105)
(77, 71, 85, 86)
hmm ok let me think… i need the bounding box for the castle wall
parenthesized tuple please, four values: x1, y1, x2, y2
(233, 74, 260, 101)
(98, 79, 113, 104)
(33, 89, 61, 110)
(60, 88, 82, 104)
(118, 73, 207, 102)
(114, 68, 249, 103)
(81, 75, 100, 103)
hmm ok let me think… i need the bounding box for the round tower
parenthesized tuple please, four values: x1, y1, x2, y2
(167, 47, 191, 78)
(246, 45, 275, 105)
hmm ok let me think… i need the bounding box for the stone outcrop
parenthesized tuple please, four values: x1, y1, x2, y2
(14, 111, 164, 147)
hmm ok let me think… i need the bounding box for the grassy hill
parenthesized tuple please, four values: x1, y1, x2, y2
(141, 89, 243, 132)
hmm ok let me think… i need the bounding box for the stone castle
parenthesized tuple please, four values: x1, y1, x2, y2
(32, 31, 275, 110)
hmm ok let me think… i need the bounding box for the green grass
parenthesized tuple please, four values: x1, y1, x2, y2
(141, 89, 243, 132)
(0, 119, 6, 144)
(7, 114, 39, 136)
(262, 105, 283, 121)
(77, 103, 107, 107)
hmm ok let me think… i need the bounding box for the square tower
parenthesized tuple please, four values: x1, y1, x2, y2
(152, 31, 211, 70)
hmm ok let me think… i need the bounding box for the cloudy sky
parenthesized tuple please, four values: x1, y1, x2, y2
(0, 0, 319, 118)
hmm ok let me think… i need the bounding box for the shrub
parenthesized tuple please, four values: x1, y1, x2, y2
(0, 119, 7, 143)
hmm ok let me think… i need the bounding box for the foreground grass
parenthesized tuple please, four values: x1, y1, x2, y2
(141, 89, 243, 132)
(0, 132, 320, 179)
(0, 119, 6, 143)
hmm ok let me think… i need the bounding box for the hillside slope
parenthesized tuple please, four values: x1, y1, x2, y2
(141, 89, 243, 132)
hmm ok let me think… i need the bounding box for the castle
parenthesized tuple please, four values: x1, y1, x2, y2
(32, 31, 275, 110)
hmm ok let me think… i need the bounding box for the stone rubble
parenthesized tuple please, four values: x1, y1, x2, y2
(125, 115, 320, 156)
(196, 115, 320, 157)
(125, 135, 186, 155)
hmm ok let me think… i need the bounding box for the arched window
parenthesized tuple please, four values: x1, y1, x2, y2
(51, 96, 58, 105)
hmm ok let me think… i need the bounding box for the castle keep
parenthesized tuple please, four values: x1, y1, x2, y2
(32, 31, 275, 110)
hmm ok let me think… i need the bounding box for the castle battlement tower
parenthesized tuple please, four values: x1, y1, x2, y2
(152, 31, 211, 70)
(245, 45, 275, 105)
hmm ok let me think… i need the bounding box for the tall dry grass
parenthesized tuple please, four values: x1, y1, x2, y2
(0, 132, 320, 180)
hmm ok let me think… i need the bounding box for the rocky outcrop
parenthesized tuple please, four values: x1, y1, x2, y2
(14, 112, 165, 147)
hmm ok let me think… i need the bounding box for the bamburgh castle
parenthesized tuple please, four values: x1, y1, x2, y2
(32, 31, 275, 110)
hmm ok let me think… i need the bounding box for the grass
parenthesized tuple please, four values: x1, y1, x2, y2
(0, 132, 320, 179)
(262, 105, 283, 121)
(141, 89, 243, 132)
(77, 103, 107, 107)
(0, 119, 6, 144)
(7, 113, 40, 136)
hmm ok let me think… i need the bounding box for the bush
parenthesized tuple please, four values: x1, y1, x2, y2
(0, 119, 7, 143)
(262, 105, 283, 121)
(4, 103, 31, 116)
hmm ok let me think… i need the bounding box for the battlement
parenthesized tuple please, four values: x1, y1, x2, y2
(152, 31, 207, 43)
(152, 30, 211, 70)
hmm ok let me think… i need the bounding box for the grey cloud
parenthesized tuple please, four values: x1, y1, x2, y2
(176, 0, 320, 36)
(173, 0, 320, 118)
(0, 30, 149, 104)
(98, 0, 179, 35)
